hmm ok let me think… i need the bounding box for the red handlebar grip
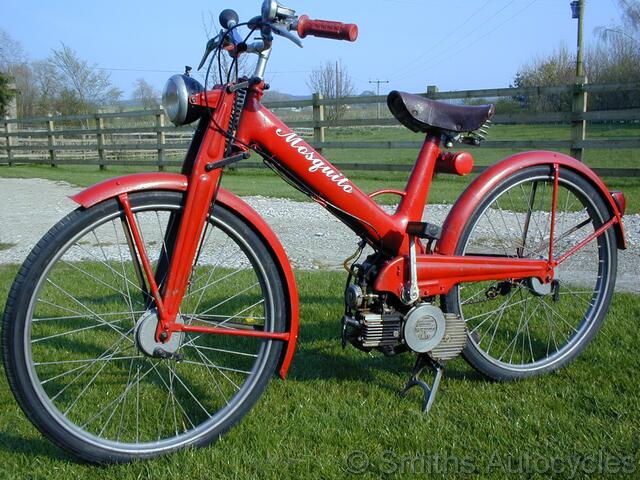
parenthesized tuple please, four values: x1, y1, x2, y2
(296, 15, 358, 42)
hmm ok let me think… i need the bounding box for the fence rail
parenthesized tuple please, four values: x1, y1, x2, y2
(1, 82, 639, 175)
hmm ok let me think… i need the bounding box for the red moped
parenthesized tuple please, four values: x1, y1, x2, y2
(2, 0, 627, 463)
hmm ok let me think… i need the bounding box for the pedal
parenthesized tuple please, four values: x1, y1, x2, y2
(401, 235, 420, 304)
(400, 354, 444, 413)
(551, 279, 560, 302)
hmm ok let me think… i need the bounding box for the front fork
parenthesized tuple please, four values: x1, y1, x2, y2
(118, 167, 290, 344)
(117, 170, 222, 343)
(116, 90, 290, 345)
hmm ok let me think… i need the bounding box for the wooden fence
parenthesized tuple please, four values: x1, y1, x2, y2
(1, 82, 639, 176)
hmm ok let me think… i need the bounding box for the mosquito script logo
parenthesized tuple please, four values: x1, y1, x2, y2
(275, 128, 353, 193)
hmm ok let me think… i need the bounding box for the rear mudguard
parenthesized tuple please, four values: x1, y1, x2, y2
(436, 150, 627, 255)
(70, 172, 299, 379)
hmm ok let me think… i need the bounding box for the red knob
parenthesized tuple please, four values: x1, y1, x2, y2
(436, 152, 475, 176)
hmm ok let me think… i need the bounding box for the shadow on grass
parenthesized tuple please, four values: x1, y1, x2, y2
(288, 315, 488, 394)
(0, 430, 70, 461)
(291, 289, 490, 390)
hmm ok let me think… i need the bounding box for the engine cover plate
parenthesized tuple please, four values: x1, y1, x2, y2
(403, 304, 446, 353)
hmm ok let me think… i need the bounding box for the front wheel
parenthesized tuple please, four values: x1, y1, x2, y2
(444, 166, 617, 381)
(2, 191, 286, 463)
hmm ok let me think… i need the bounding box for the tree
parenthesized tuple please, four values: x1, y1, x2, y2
(0, 71, 14, 116)
(307, 60, 354, 121)
(513, 1, 640, 112)
(595, 0, 639, 45)
(0, 29, 36, 117)
(2, 31, 128, 117)
(48, 43, 122, 114)
(31, 60, 63, 114)
(0, 29, 26, 72)
(512, 45, 574, 112)
(132, 78, 159, 109)
(590, 0, 640, 109)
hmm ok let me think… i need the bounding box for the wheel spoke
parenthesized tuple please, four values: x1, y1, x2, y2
(451, 169, 614, 374)
(13, 194, 281, 458)
(44, 279, 132, 343)
(31, 317, 130, 344)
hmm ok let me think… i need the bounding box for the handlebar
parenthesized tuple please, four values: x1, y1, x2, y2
(198, 2, 359, 78)
(296, 15, 358, 42)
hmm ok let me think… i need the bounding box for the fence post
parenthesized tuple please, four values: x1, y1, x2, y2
(46, 115, 57, 167)
(570, 75, 588, 161)
(312, 93, 325, 153)
(156, 109, 165, 171)
(96, 114, 106, 170)
(4, 116, 14, 166)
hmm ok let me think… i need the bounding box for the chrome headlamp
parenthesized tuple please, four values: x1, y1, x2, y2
(162, 74, 204, 126)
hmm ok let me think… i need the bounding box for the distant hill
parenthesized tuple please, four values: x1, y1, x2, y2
(115, 98, 151, 108)
(263, 90, 310, 102)
(117, 90, 310, 108)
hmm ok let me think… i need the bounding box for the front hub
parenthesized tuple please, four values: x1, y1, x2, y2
(135, 309, 185, 358)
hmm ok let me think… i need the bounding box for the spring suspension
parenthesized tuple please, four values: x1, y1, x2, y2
(225, 88, 248, 156)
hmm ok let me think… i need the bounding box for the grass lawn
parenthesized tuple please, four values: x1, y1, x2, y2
(0, 264, 638, 479)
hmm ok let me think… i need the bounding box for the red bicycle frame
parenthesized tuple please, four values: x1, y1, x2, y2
(71, 80, 626, 378)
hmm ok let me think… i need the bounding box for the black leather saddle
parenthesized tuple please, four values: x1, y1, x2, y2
(387, 90, 494, 134)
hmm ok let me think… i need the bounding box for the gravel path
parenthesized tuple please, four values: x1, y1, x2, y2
(0, 178, 638, 292)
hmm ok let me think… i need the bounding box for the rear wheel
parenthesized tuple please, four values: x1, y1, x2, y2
(445, 166, 617, 381)
(3, 191, 285, 463)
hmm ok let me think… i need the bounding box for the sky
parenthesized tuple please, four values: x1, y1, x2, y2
(1, 0, 625, 98)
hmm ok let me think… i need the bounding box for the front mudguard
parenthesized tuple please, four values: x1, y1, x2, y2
(436, 151, 627, 255)
(70, 172, 299, 379)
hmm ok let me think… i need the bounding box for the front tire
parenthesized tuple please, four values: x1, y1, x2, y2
(444, 166, 617, 381)
(3, 191, 286, 463)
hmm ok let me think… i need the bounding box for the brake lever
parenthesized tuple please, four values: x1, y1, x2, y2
(198, 33, 223, 70)
(271, 22, 303, 47)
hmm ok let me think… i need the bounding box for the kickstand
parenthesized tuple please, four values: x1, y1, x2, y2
(400, 354, 444, 413)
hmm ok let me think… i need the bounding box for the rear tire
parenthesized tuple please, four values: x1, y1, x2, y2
(3, 191, 286, 463)
(444, 166, 617, 381)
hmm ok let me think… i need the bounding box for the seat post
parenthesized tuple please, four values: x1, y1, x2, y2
(395, 133, 441, 223)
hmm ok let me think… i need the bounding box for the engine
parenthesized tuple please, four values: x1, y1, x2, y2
(342, 262, 467, 362)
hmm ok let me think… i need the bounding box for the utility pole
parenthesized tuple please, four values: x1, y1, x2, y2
(369, 79, 389, 118)
(571, 0, 585, 77)
(570, 0, 587, 161)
